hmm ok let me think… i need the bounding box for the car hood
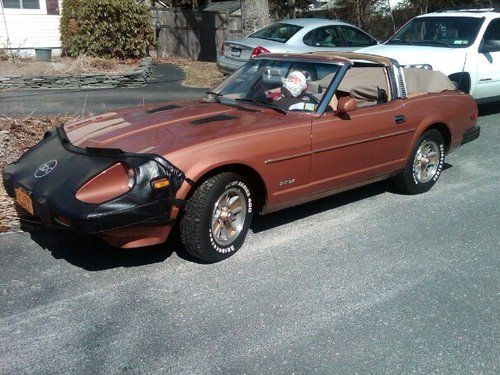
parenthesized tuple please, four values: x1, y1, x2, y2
(358, 44, 468, 74)
(64, 100, 291, 157)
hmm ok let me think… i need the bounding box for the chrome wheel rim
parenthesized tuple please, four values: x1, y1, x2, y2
(413, 140, 440, 184)
(211, 187, 247, 246)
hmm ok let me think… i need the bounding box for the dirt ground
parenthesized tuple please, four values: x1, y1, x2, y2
(0, 55, 140, 77)
(0, 116, 74, 232)
(155, 56, 225, 88)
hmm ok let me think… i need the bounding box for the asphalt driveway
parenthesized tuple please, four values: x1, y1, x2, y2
(0, 106, 499, 373)
(0, 64, 207, 116)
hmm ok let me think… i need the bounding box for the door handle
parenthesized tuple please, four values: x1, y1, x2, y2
(394, 114, 405, 124)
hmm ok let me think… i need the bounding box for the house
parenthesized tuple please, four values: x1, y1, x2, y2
(1, 0, 63, 56)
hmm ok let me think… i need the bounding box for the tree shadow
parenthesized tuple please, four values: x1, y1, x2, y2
(478, 101, 500, 117)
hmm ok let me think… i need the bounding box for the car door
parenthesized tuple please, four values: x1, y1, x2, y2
(309, 100, 411, 196)
(337, 26, 378, 50)
(475, 18, 500, 101)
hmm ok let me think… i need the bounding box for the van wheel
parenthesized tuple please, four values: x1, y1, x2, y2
(180, 172, 253, 262)
(393, 129, 445, 194)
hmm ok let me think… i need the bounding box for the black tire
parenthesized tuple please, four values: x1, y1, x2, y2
(180, 172, 253, 262)
(393, 129, 445, 194)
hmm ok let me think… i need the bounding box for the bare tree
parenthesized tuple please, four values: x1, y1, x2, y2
(241, 0, 270, 35)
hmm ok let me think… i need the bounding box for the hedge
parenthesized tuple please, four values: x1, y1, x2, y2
(60, 0, 155, 59)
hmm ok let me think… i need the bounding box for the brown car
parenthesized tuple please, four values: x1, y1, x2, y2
(3, 52, 480, 262)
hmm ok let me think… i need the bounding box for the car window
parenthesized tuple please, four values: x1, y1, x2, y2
(303, 26, 344, 47)
(483, 18, 500, 47)
(338, 26, 376, 47)
(388, 16, 484, 48)
(249, 23, 303, 43)
(214, 58, 342, 113)
(334, 67, 389, 109)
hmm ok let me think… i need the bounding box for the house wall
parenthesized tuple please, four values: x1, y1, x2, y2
(0, 0, 63, 55)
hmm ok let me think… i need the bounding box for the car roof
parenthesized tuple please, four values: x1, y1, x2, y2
(418, 9, 499, 19)
(278, 18, 351, 27)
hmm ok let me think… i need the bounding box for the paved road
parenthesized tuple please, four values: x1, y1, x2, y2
(1, 107, 499, 373)
(0, 64, 206, 116)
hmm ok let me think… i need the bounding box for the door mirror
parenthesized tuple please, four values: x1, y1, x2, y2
(480, 40, 500, 53)
(336, 97, 357, 114)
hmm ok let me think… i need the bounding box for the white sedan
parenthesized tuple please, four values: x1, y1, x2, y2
(217, 18, 378, 74)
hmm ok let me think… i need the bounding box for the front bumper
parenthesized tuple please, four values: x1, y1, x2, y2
(2, 127, 185, 236)
(462, 125, 480, 145)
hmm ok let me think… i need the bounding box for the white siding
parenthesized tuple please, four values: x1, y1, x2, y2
(0, 1, 62, 55)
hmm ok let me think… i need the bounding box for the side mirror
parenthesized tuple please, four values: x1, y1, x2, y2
(336, 97, 357, 114)
(479, 40, 500, 54)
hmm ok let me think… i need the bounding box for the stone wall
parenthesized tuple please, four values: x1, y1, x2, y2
(0, 58, 153, 90)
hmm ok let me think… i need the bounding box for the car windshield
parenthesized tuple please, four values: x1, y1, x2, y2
(212, 58, 342, 113)
(387, 16, 484, 48)
(249, 23, 303, 43)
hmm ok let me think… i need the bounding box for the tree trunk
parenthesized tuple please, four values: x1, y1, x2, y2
(241, 0, 270, 35)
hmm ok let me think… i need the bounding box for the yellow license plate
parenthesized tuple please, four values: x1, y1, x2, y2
(15, 187, 34, 216)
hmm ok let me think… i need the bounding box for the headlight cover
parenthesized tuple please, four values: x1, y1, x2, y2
(76, 162, 134, 204)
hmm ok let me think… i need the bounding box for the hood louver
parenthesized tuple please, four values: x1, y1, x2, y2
(192, 114, 238, 125)
(147, 104, 181, 114)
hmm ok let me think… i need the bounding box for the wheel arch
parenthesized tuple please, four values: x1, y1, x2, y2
(424, 123, 452, 153)
(185, 163, 268, 213)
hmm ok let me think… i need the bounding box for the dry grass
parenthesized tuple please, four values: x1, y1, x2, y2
(0, 55, 141, 77)
(154, 56, 225, 89)
(0, 116, 76, 232)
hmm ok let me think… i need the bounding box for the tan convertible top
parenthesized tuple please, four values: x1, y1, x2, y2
(403, 68, 456, 96)
(308, 52, 394, 66)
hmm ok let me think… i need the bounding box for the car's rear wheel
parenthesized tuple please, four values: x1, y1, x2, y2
(393, 129, 445, 194)
(180, 172, 253, 262)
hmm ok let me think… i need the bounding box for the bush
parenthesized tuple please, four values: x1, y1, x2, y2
(60, 0, 155, 59)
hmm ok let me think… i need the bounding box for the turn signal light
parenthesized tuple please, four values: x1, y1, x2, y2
(250, 46, 270, 59)
(151, 178, 170, 190)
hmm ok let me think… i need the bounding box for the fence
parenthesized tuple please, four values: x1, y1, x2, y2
(152, 9, 242, 61)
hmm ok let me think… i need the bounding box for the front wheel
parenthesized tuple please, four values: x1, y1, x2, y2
(393, 129, 445, 194)
(180, 172, 253, 262)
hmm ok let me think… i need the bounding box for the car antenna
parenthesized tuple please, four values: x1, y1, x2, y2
(456, 52, 468, 93)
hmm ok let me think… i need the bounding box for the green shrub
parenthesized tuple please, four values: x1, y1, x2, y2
(60, 0, 155, 59)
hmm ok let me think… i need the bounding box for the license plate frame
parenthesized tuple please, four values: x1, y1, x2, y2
(15, 187, 34, 215)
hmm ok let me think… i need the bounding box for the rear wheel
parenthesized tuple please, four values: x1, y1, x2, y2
(180, 172, 253, 262)
(393, 129, 445, 194)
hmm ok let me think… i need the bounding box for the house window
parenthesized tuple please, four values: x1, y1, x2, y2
(2, 0, 40, 9)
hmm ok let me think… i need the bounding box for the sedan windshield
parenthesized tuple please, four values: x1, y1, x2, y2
(249, 23, 303, 43)
(388, 17, 484, 48)
(212, 58, 342, 113)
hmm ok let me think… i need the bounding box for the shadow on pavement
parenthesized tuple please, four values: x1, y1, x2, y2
(25, 164, 454, 270)
(478, 101, 500, 117)
(26, 224, 209, 270)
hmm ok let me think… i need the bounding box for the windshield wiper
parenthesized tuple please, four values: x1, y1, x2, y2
(235, 98, 287, 114)
(420, 40, 454, 48)
(387, 39, 417, 46)
(205, 91, 224, 102)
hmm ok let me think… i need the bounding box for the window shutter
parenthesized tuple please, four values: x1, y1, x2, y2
(46, 0, 59, 15)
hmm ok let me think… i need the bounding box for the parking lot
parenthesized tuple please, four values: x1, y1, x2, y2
(0, 105, 499, 373)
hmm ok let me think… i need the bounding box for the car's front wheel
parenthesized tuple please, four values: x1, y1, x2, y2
(393, 129, 445, 194)
(180, 172, 253, 262)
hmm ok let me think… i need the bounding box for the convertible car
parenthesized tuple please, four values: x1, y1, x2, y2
(3, 52, 480, 262)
